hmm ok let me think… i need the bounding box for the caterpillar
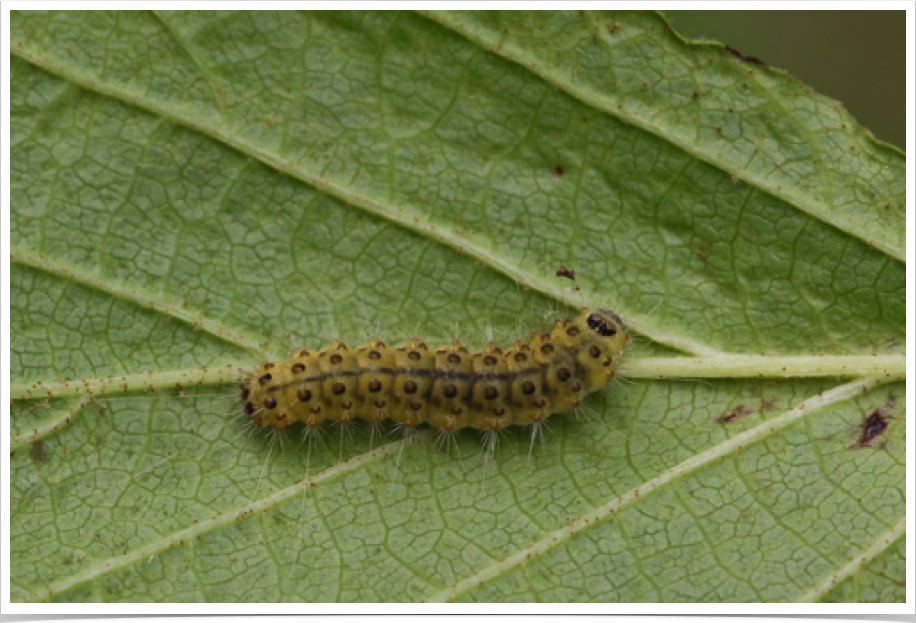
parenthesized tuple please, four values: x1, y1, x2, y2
(240, 308, 627, 445)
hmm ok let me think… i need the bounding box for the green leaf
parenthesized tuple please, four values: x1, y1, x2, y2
(9, 10, 904, 603)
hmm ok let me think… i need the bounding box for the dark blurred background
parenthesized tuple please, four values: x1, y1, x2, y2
(664, 11, 905, 149)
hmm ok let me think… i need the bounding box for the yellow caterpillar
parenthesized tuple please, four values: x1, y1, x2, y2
(241, 308, 627, 439)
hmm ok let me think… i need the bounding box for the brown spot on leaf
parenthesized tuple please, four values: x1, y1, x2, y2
(851, 398, 893, 449)
(716, 404, 752, 425)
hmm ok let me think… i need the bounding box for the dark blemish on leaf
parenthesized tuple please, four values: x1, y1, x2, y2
(851, 409, 890, 449)
(554, 165, 565, 177)
(724, 45, 767, 66)
(850, 395, 895, 449)
(30, 441, 51, 463)
(716, 404, 752, 425)
(607, 23, 620, 34)
(556, 265, 576, 281)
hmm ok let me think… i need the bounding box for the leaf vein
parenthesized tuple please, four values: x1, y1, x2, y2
(9, 44, 719, 357)
(424, 377, 893, 602)
(420, 11, 905, 263)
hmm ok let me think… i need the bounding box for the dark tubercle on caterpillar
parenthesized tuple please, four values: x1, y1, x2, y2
(242, 308, 627, 433)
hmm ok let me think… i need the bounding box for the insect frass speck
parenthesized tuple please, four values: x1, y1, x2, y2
(241, 308, 626, 445)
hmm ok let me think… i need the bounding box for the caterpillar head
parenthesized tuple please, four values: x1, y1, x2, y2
(582, 308, 627, 354)
(548, 308, 628, 394)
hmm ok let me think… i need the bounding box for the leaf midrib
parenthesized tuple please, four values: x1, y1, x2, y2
(10, 17, 905, 603)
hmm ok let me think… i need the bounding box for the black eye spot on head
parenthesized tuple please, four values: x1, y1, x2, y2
(598, 308, 624, 326)
(588, 313, 618, 337)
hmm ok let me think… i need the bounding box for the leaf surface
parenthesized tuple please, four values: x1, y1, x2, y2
(9, 10, 905, 603)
